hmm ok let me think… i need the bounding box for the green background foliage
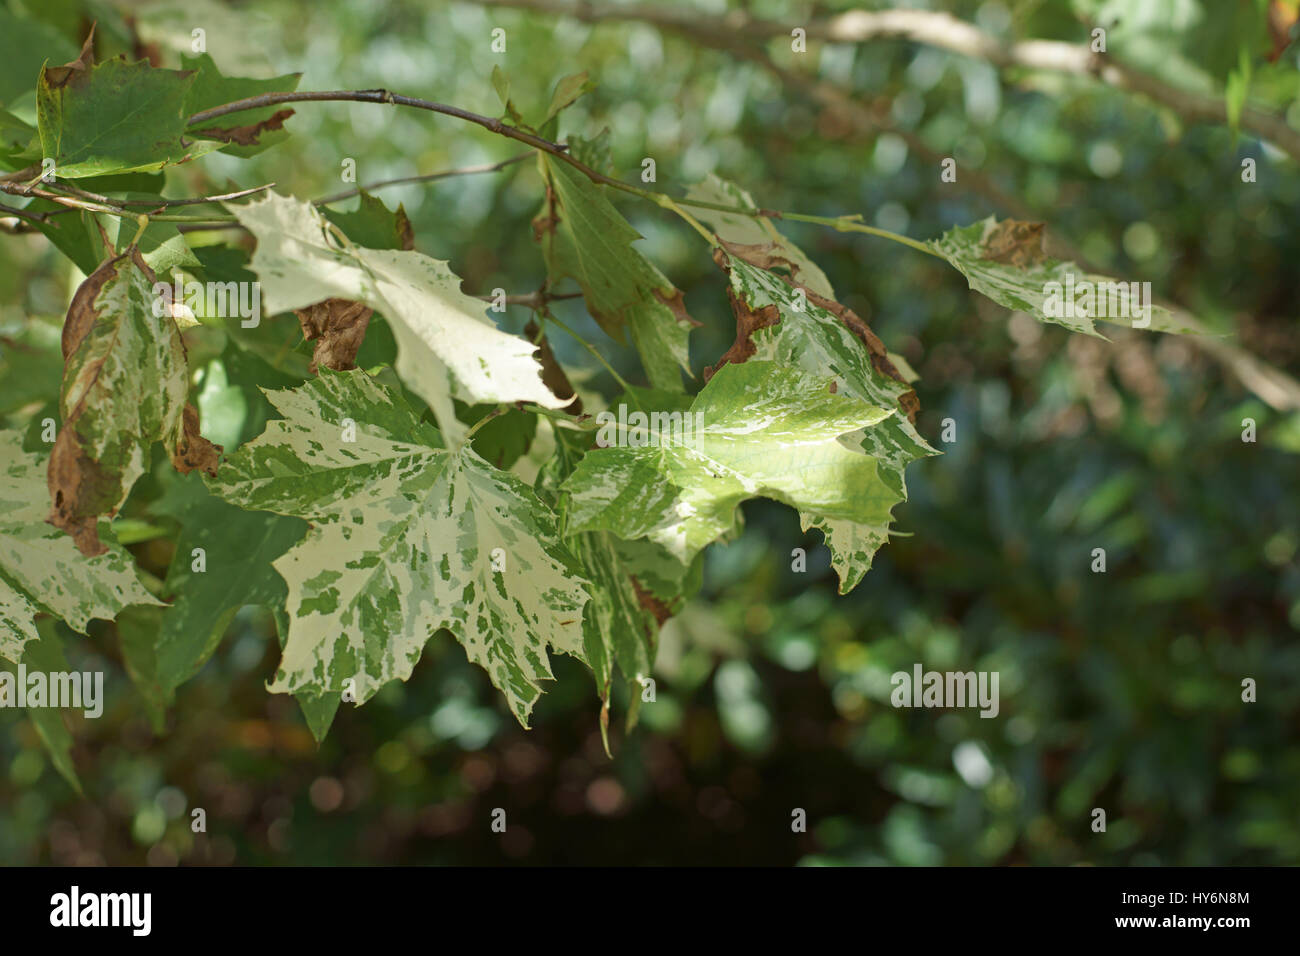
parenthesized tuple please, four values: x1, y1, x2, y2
(0, 0, 1297, 865)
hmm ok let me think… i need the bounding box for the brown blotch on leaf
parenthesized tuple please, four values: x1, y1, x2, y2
(171, 404, 221, 476)
(49, 247, 223, 556)
(979, 220, 1047, 269)
(395, 208, 415, 251)
(531, 181, 560, 242)
(651, 285, 701, 330)
(715, 240, 801, 278)
(43, 25, 96, 89)
(631, 576, 672, 628)
(47, 250, 128, 555)
(47, 430, 113, 556)
(524, 319, 582, 414)
(194, 108, 296, 147)
(295, 299, 373, 373)
(708, 246, 920, 422)
(705, 248, 781, 381)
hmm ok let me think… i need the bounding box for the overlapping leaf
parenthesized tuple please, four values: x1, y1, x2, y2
(182, 53, 301, 153)
(37, 32, 220, 178)
(206, 369, 591, 725)
(698, 183, 937, 590)
(535, 144, 696, 391)
(563, 361, 900, 588)
(928, 217, 1189, 335)
(228, 192, 565, 442)
(48, 246, 220, 555)
(687, 174, 835, 297)
(0, 430, 158, 664)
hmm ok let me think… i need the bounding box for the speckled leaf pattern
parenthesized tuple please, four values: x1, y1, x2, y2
(536, 154, 695, 391)
(206, 370, 591, 726)
(563, 361, 899, 585)
(48, 246, 218, 555)
(0, 431, 158, 663)
(928, 217, 1185, 335)
(229, 192, 565, 442)
(714, 251, 937, 592)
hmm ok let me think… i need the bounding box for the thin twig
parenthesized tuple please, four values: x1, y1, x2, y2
(314, 152, 533, 205)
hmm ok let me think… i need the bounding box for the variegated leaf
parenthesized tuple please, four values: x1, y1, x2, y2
(928, 217, 1189, 335)
(206, 369, 591, 726)
(0, 430, 159, 664)
(687, 174, 835, 298)
(712, 250, 938, 592)
(228, 191, 565, 443)
(563, 361, 900, 589)
(48, 246, 219, 555)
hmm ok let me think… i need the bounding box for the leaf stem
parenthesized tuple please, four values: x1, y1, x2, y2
(544, 312, 641, 408)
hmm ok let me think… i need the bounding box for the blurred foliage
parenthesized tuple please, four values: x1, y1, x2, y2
(0, 0, 1298, 865)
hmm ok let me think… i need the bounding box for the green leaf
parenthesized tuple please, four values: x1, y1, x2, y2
(27, 204, 104, 274)
(206, 369, 592, 726)
(47, 246, 221, 554)
(0, 314, 63, 418)
(715, 252, 936, 492)
(563, 361, 901, 592)
(181, 53, 301, 154)
(928, 217, 1188, 335)
(0, 430, 158, 665)
(712, 243, 937, 591)
(321, 191, 413, 251)
(151, 472, 308, 697)
(535, 149, 696, 391)
(4, 620, 83, 794)
(37, 39, 220, 178)
(116, 604, 167, 733)
(228, 191, 566, 442)
(99, 212, 199, 273)
(544, 71, 594, 124)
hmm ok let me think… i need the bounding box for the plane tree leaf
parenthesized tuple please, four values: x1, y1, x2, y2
(228, 191, 566, 443)
(928, 217, 1190, 335)
(47, 246, 220, 555)
(205, 368, 591, 726)
(0, 430, 158, 665)
(181, 53, 301, 153)
(37, 31, 221, 178)
(562, 361, 900, 592)
(534, 144, 696, 391)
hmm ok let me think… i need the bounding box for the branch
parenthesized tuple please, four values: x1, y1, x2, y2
(44, 181, 273, 209)
(314, 151, 533, 205)
(471, 0, 1300, 163)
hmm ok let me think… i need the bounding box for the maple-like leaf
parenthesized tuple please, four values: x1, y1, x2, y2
(686, 174, 835, 298)
(206, 369, 591, 726)
(535, 144, 696, 391)
(562, 361, 900, 590)
(228, 191, 566, 442)
(928, 217, 1189, 335)
(0, 430, 158, 664)
(182, 53, 301, 153)
(48, 246, 220, 555)
(37, 30, 221, 178)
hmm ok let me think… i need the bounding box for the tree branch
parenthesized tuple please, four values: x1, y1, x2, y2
(470, 0, 1300, 163)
